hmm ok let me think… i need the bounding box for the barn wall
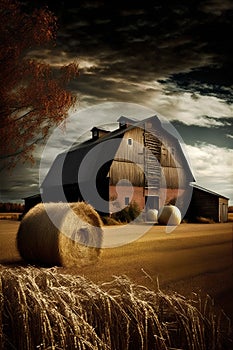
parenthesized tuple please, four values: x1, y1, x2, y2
(187, 188, 219, 222)
(159, 188, 186, 209)
(109, 124, 193, 212)
(43, 181, 110, 216)
(109, 127, 145, 187)
(113, 127, 144, 163)
(109, 185, 145, 211)
(24, 195, 42, 213)
(160, 167, 188, 189)
(109, 161, 144, 186)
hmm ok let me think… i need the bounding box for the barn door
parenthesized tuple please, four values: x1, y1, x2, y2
(219, 203, 228, 223)
(145, 196, 159, 210)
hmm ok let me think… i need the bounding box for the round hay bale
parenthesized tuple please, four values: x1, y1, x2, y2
(17, 202, 103, 267)
(158, 205, 181, 226)
(146, 209, 158, 222)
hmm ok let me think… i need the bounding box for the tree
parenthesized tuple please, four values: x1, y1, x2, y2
(0, 0, 79, 168)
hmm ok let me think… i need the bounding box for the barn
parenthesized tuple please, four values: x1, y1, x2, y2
(185, 184, 229, 223)
(24, 115, 229, 223)
(40, 115, 194, 217)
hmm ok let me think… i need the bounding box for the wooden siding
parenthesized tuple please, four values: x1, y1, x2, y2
(109, 128, 144, 186)
(109, 161, 144, 186)
(187, 188, 221, 222)
(219, 197, 228, 222)
(113, 127, 144, 163)
(160, 140, 183, 168)
(109, 125, 190, 191)
(160, 167, 188, 189)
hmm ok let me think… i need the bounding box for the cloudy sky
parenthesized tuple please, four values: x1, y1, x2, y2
(1, 0, 233, 204)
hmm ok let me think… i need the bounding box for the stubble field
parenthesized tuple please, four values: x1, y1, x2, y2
(0, 220, 232, 316)
(0, 220, 233, 350)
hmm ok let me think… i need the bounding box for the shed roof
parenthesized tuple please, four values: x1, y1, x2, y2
(23, 193, 41, 200)
(191, 183, 229, 199)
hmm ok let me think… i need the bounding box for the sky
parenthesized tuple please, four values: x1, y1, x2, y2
(0, 0, 233, 204)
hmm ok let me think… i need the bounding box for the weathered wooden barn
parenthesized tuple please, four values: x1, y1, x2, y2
(40, 115, 194, 217)
(24, 115, 229, 222)
(185, 184, 229, 223)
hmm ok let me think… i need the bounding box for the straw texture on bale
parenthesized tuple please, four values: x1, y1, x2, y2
(0, 266, 231, 350)
(146, 209, 158, 222)
(158, 205, 181, 225)
(17, 202, 103, 267)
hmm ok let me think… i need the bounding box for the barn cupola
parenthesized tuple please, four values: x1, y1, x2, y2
(91, 127, 109, 140)
(118, 116, 137, 129)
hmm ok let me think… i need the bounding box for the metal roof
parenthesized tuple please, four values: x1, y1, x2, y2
(191, 183, 229, 199)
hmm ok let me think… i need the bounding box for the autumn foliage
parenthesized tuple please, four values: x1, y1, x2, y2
(0, 0, 79, 167)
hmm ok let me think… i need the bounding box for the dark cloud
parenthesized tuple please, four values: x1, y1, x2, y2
(50, 0, 233, 107)
(0, 163, 40, 201)
(26, 1, 233, 89)
(172, 118, 233, 149)
(159, 66, 233, 103)
(2, 0, 232, 202)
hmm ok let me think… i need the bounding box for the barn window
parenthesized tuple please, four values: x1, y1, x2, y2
(119, 121, 126, 129)
(91, 127, 99, 139)
(128, 138, 133, 146)
(125, 197, 130, 205)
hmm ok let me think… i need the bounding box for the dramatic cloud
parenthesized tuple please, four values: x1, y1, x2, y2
(1, 0, 232, 203)
(0, 164, 40, 202)
(186, 143, 233, 202)
(172, 119, 233, 149)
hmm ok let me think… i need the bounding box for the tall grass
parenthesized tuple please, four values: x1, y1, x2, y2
(0, 266, 232, 350)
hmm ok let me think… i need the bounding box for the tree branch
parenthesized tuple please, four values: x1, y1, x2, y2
(0, 108, 37, 128)
(0, 135, 45, 160)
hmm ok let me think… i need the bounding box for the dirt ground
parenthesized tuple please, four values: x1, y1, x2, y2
(0, 220, 232, 320)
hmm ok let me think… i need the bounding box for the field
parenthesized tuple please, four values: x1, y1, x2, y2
(0, 212, 22, 221)
(0, 220, 232, 349)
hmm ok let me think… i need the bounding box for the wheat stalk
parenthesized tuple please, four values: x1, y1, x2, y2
(0, 266, 232, 350)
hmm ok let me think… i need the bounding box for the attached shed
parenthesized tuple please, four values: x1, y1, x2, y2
(22, 194, 42, 217)
(186, 184, 229, 223)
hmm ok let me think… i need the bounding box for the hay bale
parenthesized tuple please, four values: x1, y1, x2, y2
(158, 205, 181, 226)
(17, 202, 103, 267)
(146, 209, 158, 222)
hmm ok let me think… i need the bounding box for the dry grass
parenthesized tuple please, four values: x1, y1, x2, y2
(0, 266, 232, 350)
(195, 216, 215, 224)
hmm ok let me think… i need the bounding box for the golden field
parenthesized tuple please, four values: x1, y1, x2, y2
(0, 220, 232, 349)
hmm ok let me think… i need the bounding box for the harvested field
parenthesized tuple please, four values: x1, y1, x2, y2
(0, 220, 232, 349)
(0, 266, 232, 350)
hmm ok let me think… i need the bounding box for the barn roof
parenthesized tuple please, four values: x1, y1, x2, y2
(191, 183, 229, 199)
(41, 115, 195, 188)
(42, 124, 127, 188)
